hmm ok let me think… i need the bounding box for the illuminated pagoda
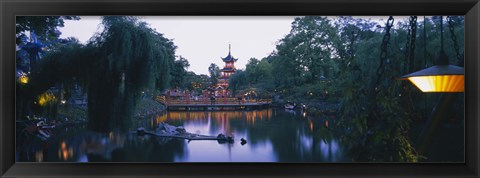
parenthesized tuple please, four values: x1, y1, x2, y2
(218, 44, 238, 89)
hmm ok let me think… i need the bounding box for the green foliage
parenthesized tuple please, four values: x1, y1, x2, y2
(234, 16, 464, 162)
(182, 71, 209, 93)
(16, 16, 80, 44)
(332, 16, 467, 162)
(57, 105, 87, 122)
(20, 16, 177, 132)
(271, 16, 342, 94)
(208, 63, 220, 85)
(229, 57, 274, 96)
(332, 16, 419, 161)
(169, 56, 190, 88)
(16, 16, 465, 160)
(85, 16, 176, 132)
(228, 70, 247, 95)
(28, 41, 89, 95)
(134, 97, 165, 117)
(245, 58, 273, 84)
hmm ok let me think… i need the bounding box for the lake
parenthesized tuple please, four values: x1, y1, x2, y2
(16, 109, 346, 162)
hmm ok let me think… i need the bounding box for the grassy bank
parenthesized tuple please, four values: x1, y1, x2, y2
(134, 97, 166, 118)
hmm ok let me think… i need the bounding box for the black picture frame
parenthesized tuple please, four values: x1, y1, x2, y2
(1, 0, 479, 177)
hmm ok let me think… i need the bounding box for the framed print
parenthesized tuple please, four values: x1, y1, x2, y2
(1, 0, 479, 177)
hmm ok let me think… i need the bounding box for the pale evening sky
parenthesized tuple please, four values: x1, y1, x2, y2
(59, 16, 406, 75)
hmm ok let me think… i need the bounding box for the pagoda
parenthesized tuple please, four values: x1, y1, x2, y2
(217, 44, 238, 89)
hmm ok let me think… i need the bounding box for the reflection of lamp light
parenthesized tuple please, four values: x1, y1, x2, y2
(400, 16, 464, 92)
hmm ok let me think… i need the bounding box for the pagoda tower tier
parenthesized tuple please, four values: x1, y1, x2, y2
(218, 44, 238, 89)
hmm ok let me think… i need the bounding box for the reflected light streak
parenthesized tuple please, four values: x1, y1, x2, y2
(35, 150, 43, 162)
(59, 141, 75, 161)
(309, 121, 313, 132)
(154, 109, 273, 133)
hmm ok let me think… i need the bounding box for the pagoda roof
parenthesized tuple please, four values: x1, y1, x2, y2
(222, 53, 238, 62)
(221, 44, 238, 62)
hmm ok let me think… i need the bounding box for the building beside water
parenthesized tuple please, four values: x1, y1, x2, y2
(218, 44, 238, 88)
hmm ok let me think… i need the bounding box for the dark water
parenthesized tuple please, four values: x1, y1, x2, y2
(16, 109, 346, 162)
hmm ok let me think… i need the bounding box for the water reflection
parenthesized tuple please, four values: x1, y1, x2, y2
(17, 109, 345, 162)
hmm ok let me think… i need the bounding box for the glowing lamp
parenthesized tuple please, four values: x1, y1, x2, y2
(18, 76, 29, 84)
(400, 65, 464, 92)
(400, 16, 464, 93)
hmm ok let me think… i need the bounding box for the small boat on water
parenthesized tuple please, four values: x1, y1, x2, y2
(17, 119, 56, 141)
(37, 120, 56, 129)
(36, 120, 56, 140)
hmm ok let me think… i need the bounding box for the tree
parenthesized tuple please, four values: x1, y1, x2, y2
(245, 58, 260, 84)
(234, 57, 274, 93)
(228, 70, 247, 95)
(271, 16, 341, 95)
(183, 72, 209, 93)
(25, 16, 177, 132)
(333, 16, 419, 162)
(16, 16, 80, 72)
(86, 16, 177, 132)
(170, 56, 190, 88)
(16, 16, 80, 44)
(16, 38, 88, 121)
(245, 16, 447, 161)
(208, 63, 220, 86)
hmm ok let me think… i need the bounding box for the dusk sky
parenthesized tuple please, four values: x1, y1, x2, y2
(59, 16, 402, 75)
(59, 16, 296, 75)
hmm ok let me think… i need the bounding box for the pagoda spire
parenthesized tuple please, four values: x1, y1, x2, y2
(221, 43, 238, 62)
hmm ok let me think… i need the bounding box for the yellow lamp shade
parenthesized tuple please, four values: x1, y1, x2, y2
(18, 76, 29, 84)
(400, 65, 464, 92)
(407, 75, 464, 92)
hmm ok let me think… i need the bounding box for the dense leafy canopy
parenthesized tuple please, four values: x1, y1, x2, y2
(208, 63, 220, 86)
(229, 16, 464, 161)
(16, 16, 80, 44)
(17, 17, 178, 132)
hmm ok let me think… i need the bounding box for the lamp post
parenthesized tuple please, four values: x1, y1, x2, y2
(399, 16, 464, 92)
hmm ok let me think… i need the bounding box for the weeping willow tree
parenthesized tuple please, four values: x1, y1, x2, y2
(85, 16, 175, 132)
(20, 16, 176, 132)
(334, 17, 419, 162)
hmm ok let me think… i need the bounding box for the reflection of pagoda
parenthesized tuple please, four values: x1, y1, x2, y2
(218, 44, 238, 89)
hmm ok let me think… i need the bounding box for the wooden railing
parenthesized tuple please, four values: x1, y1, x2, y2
(157, 96, 271, 106)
